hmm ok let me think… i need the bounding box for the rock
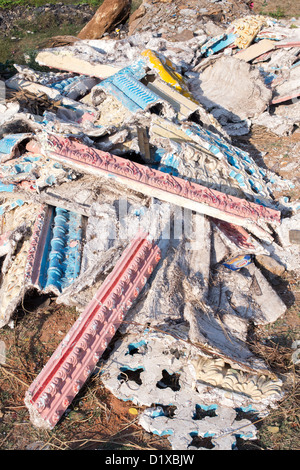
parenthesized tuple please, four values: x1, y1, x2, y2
(128, 3, 146, 26)
(267, 426, 280, 434)
(289, 230, 300, 245)
(255, 254, 286, 276)
(128, 2, 147, 35)
(77, 0, 131, 40)
(169, 28, 194, 42)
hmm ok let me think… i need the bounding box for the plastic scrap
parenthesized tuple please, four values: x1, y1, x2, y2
(223, 254, 252, 270)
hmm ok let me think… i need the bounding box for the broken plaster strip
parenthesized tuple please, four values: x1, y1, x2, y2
(26, 136, 280, 242)
(24, 232, 161, 429)
(92, 70, 175, 117)
(0, 202, 42, 328)
(211, 219, 259, 251)
(24, 204, 83, 294)
(35, 47, 121, 79)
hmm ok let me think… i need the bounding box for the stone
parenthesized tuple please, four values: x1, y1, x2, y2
(77, 0, 131, 40)
(170, 28, 194, 42)
(289, 230, 300, 245)
(255, 254, 286, 276)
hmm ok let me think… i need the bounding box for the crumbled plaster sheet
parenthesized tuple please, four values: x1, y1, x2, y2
(189, 56, 272, 134)
(263, 212, 300, 275)
(57, 198, 171, 309)
(101, 328, 282, 450)
(87, 208, 286, 370)
(82, 33, 203, 70)
(0, 102, 20, 127)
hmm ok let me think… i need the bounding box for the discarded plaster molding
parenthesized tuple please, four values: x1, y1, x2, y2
(13, 64, 76, 88)
(211, 219, 264, 253)
(26, 135, 281, 242)
(101, 329, 283, 450)
(231, 15, 267, 49)
(24, 232, 161, 429)
(275, 41, 300, 49)
(35, 45, 121, 79)
(256, 29, 288, 42)
(24, 205, 84, 295)
(140, 403, 257, 450)
(91, 61, 174, 117)
(0, 202, 42, 328)
(0, 133, 33, 163)
(150, 117, 290, 208)
(192, 356, 282, 400)
(270, 67, 300, 104)
(41, 110, 115, 138)
(260, 46, 300, 74)
(236, 39, 275, 62)
(5, 77, 98, 124)
(0, 151, 78, 192)
(48, 75, 99, 100)
(56, 197, 172, 309)
(200, 32, 237, 57)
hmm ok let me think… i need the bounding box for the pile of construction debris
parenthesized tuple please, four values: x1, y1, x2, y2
(0, 5, 300, 450)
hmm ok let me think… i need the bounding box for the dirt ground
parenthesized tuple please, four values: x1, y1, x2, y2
(0, 0, 300, 452)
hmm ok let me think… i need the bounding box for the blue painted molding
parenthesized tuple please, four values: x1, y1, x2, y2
(93, 58, 163, 113)
(32, 206, 83, 294)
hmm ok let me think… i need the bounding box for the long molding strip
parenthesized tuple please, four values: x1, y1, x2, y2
(26, 135, 280, 240)
(25, 204, 83, 294)
(24, 232, 161, 429)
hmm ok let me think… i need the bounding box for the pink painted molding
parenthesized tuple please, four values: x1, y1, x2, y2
(26, 135, 281, 232)
(24, 204, 52, 288)
(25, 231, 161, 429)
(212, 218, 256, 250)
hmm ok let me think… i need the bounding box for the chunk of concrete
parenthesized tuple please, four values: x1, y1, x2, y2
(255, 254, 286, 276)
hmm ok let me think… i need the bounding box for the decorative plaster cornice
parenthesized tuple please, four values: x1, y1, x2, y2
(26, 135, 280, 241)
(25, 232, 161, 429)
(25, 204, 83, 294)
